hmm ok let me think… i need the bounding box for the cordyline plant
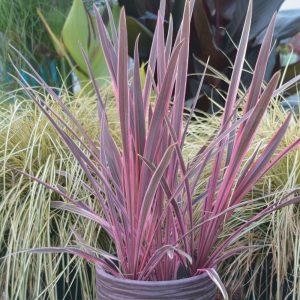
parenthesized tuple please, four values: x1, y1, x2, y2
(10, 0, 300, 296)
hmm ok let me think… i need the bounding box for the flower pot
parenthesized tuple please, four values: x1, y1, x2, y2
(95, 265, 217, 300)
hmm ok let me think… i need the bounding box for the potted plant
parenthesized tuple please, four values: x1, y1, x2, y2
(11, 0, 300, 299)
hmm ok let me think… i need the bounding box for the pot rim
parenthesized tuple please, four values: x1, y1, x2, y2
(95, 264, 211, 286)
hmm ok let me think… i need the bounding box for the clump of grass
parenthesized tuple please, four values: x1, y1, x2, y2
(0, 90, 115, 299)
(186, 101, 300, 299)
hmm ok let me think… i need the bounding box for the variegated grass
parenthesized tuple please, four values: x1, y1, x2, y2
(0, 91, 113, 299)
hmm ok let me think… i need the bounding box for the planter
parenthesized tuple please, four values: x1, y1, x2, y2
(95, 265, 216, 300)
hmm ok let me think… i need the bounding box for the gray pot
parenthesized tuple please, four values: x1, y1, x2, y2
(95, 265, 217, 300)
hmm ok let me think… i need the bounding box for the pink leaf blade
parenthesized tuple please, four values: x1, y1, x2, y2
(165, 15, 173, 63)
(80, 45, 105, 113)
(156, 13, 166, 88)
(51, 201, 113, 236)
(133, 36, 146, 159)
(244, 14, 277, 112)
(139, 144, 176, 229)
(172, 0, 190, 140)
(144, 41, 184, 161)
(180, 59, 208, 149)
(143, 28, 157, 114)
(104, 0, 119, 50)
(231, 72, 281, 171)
(221, 0, 252, 126)
(94, 4, 118, 87)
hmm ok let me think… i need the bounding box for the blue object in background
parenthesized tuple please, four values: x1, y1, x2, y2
(17, 59, 59, 88)
(51, 60, 59, 87)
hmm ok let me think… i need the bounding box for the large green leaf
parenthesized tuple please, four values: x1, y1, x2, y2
(62, 0, 111, 83)
(40, 0, 120, 90)
(62, 0, 94, 76)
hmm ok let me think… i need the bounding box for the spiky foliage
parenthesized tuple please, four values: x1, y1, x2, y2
(6, 1, 300, 299)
